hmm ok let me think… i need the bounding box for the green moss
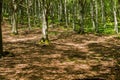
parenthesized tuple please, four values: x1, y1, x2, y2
(39, 38, 50, 45)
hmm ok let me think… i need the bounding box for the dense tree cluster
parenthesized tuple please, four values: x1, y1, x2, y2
(3, 0, 120, 33)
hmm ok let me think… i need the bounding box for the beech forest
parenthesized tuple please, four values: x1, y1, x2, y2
(0, 0, 120, 80)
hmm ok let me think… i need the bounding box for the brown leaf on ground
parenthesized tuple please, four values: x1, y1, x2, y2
(0, 24, 120, 80)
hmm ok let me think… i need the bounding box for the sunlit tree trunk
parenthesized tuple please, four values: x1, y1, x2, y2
(0, 0, 3, 54)
(113, 0, 118, 33)
(42, 9, 48, 40)
(41, 0, 49, 41)
(11, 0, 18, 34)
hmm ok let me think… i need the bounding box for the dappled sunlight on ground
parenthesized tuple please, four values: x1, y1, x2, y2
(0, 26, 120, 80)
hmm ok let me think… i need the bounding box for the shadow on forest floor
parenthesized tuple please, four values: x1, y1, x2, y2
(0, 26, 120, 80)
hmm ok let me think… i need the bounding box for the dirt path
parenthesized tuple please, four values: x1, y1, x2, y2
(0, 25, 120, 80)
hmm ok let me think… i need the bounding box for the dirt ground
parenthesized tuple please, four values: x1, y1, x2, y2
(0, 24, 120, 80)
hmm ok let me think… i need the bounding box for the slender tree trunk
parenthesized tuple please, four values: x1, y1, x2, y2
(90, 2, 95, 31)
(42, 0, 49, 41)
(78, 0, 85, 33)
(0, 0, 3, 54)
(26, 0, 31, 30)
(100, 0, 105, 24)
(12, 10, 18, 34)
(91, 0, 98, 32)
(38, 0, 41, 24)
(33, 0, 37, 27)
(64, 0, 68, 27)
(79, 12, 84, 33)
(113, 0, 118, 33)
(68, 9, 71, 24)
(42, 9, 48, 40)
(58, 0, 61, 22)
(95, 0, 98, 32)
(58, 0, 62, 22)
(72, 1, 76, 31)
(11, 0, 18, 34)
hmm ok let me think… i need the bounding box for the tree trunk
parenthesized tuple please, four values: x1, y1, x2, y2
(100, 0, 105, 24)
(38, 0, 42, 25)
(79, 13, 84, 33)
(72, 1, 76, 31)
(11, 0, 18, 35)
(90, 2, 96, 31)
(33, 0, 37, 27)
(64, 0, 68, 27)
(26, 0, 31, 30)
(95, 0, 98, 32)
(58, 0, 63, 23)
(91, 0, 98, 32)
(42, 9, 48, 40)
(42, 0, 49, 42)
(0, 0, 3, 54)
(78, 0, 85, 34)
(113, 0, 118, 33)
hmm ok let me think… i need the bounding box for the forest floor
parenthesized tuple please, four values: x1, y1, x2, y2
(0, 23, 120, 80)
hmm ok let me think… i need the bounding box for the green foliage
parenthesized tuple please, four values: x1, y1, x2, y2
(73, 24, 80, 33)
(49, 31, 59, 36)
(72, 21, 117, 35)
(103, 28, 115, 34)
(39, 38, 50, 45)
(3, 13, 9, 17)
(84, 27, 93, 33)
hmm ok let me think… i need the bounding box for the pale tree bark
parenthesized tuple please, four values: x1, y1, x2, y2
(58, 0, 62, 22)
(41, 0, 49, 42)
(91, 0, 98, 32)
(95, 0, 98, 32)
(64, 0, 68, 27)
(11, 0, 18, 34)
(26, 0, 32, 30)
(42, 8, 48, 40)
(113, 0, 118, 33)
(0, 0, 3, 54)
